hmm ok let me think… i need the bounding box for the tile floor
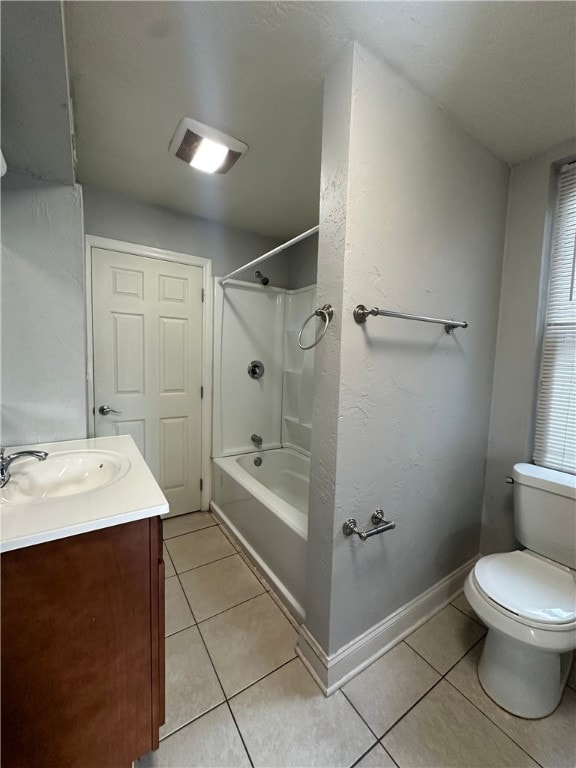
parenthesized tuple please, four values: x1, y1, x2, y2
(139, 512, 576, 768)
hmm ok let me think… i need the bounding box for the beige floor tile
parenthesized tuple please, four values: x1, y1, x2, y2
(199, 592, 297, 696)
(382, 680, 538, 768)
(451, 591, 484, 624)
(179, 553, 265, 621)
(404, 604, 486, 674)
(165, 527, 235, 574)
(163, 544, 175, 578)
(230, 658, 375, 768)
(343, 642, 440, 737)
(139, 704, 250, 768)
(447, 643, 576, 768)
(163, 511, 216, 539)
(353, 744, 397, 768)
(160, 626, 224, 739)
(164, 576, 195, 636)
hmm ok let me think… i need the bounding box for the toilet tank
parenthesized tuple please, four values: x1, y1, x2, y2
(513, 463, 576, 569)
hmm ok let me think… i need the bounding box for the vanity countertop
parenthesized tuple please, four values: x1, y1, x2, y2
(0, 435, 168, 553)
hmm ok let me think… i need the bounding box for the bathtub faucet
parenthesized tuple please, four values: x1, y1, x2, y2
(251, 434, 263, 447)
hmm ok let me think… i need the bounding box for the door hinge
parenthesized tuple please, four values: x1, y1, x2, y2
(201, 386, 204, 399)
(201, 288, 205, 302)
(200, 479, 203, 491)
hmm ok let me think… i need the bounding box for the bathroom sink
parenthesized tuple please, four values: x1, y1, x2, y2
(1, 450, 131, 504)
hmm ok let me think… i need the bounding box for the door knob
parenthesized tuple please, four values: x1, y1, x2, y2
(98, 405, 122, 416)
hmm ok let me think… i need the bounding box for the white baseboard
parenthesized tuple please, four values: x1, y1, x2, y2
(296, 556, 478, 696)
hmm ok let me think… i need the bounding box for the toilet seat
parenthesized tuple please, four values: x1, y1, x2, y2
(474, 551, 576, 625)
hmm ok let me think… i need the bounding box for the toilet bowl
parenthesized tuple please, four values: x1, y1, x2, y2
(465, 551, 576, 718)
(467, 463, 576, 719)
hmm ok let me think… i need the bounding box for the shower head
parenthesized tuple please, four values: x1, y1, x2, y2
(255, 270, 269, 285)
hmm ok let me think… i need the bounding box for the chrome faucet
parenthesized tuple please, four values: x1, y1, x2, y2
(250, 434, 263, 447)
(0, 450, 49, 488)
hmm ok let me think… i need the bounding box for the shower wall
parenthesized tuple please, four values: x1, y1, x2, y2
(213, 280, 317, 458)
(282, 286, 317, 455)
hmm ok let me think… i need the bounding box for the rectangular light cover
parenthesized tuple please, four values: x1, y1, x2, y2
(169, 118, 247, 174)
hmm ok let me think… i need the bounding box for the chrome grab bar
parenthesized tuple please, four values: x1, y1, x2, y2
(343, 509, 396, 541)
(353, 304, 468, 334)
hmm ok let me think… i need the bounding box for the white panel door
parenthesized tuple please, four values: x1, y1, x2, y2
(92, 248, 203, 515)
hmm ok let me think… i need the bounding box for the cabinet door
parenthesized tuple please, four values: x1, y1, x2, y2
(1, 519, 161, 768)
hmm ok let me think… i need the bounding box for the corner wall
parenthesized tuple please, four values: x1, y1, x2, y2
(1, 171, 86, 445)
(305, 43, 509, 660)
(480, 137, 576, 555)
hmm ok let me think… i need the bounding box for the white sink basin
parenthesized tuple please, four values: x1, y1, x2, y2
(1, 450, 131, 504)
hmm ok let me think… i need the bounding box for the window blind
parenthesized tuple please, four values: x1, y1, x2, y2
(533, 162, 576, 475)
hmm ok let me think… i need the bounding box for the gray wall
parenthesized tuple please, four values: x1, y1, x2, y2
(1, 1, 75, 185)
(1, 171, 86, 446)
(288, 234, 318, 290)
(480, 137, 576, 555)
(306, 43, 509, 655)
(83, 185, 290, 287)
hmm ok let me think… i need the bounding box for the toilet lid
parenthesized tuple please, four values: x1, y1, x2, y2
(475, 551, 576, 624)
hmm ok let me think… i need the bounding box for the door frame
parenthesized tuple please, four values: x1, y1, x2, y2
(85, 235, 212, 511)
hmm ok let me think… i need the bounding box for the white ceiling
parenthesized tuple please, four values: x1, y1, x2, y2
(65, 1, 576, 240)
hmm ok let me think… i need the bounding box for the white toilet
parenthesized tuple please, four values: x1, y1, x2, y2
(465, 462, 576, 719)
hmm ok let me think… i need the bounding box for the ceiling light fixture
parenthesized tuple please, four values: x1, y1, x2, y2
(169, 117, 247, 174)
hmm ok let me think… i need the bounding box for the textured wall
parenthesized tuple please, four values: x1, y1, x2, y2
(1, 171, 86, 445)
(305, 46, 354, 649)
(1, 1, 75, 185)
(306, 43, 509, 655)
(83, 185, 290, 286)
(480, 138, 576, 555)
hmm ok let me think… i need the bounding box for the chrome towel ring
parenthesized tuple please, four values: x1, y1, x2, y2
(298, 304, 334, 350)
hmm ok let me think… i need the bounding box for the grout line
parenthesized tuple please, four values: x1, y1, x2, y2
(403, 631, 486, 679)
(163, 521, 218, 540)
(443, 678, 546, 768)
(450, 596, 486, 629)
(193, 588, 268, 626)
(396, 640, 443, 676)
(158, 700, 226, 744)
(162, 542, 177, 576)
(169, 550, 238, 577)
(225, 656, 299, 703)
(347, 740, 380, 768)
(164, 620, 197, 640)
(379, 675, 445, 741)
(225, 701, 255, 768)
(339, 688, 380, 740)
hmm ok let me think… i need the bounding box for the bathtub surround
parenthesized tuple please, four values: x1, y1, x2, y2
(480, 138, 576, 556)
(300, 43, 510, 689)
(1, 172, 86, 447)
(212, 279, 317, 617)
(213, 280, 317, 459)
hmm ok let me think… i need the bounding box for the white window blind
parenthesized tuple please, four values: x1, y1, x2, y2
(533, 162, 576, 475)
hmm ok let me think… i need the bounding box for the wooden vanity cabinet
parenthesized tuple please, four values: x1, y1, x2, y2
(1, 517, 165, 768)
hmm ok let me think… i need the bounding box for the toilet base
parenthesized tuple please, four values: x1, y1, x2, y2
(478, 629, 573, 719)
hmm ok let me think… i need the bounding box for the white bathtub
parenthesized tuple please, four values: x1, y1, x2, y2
(210, 448, 309, 620)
